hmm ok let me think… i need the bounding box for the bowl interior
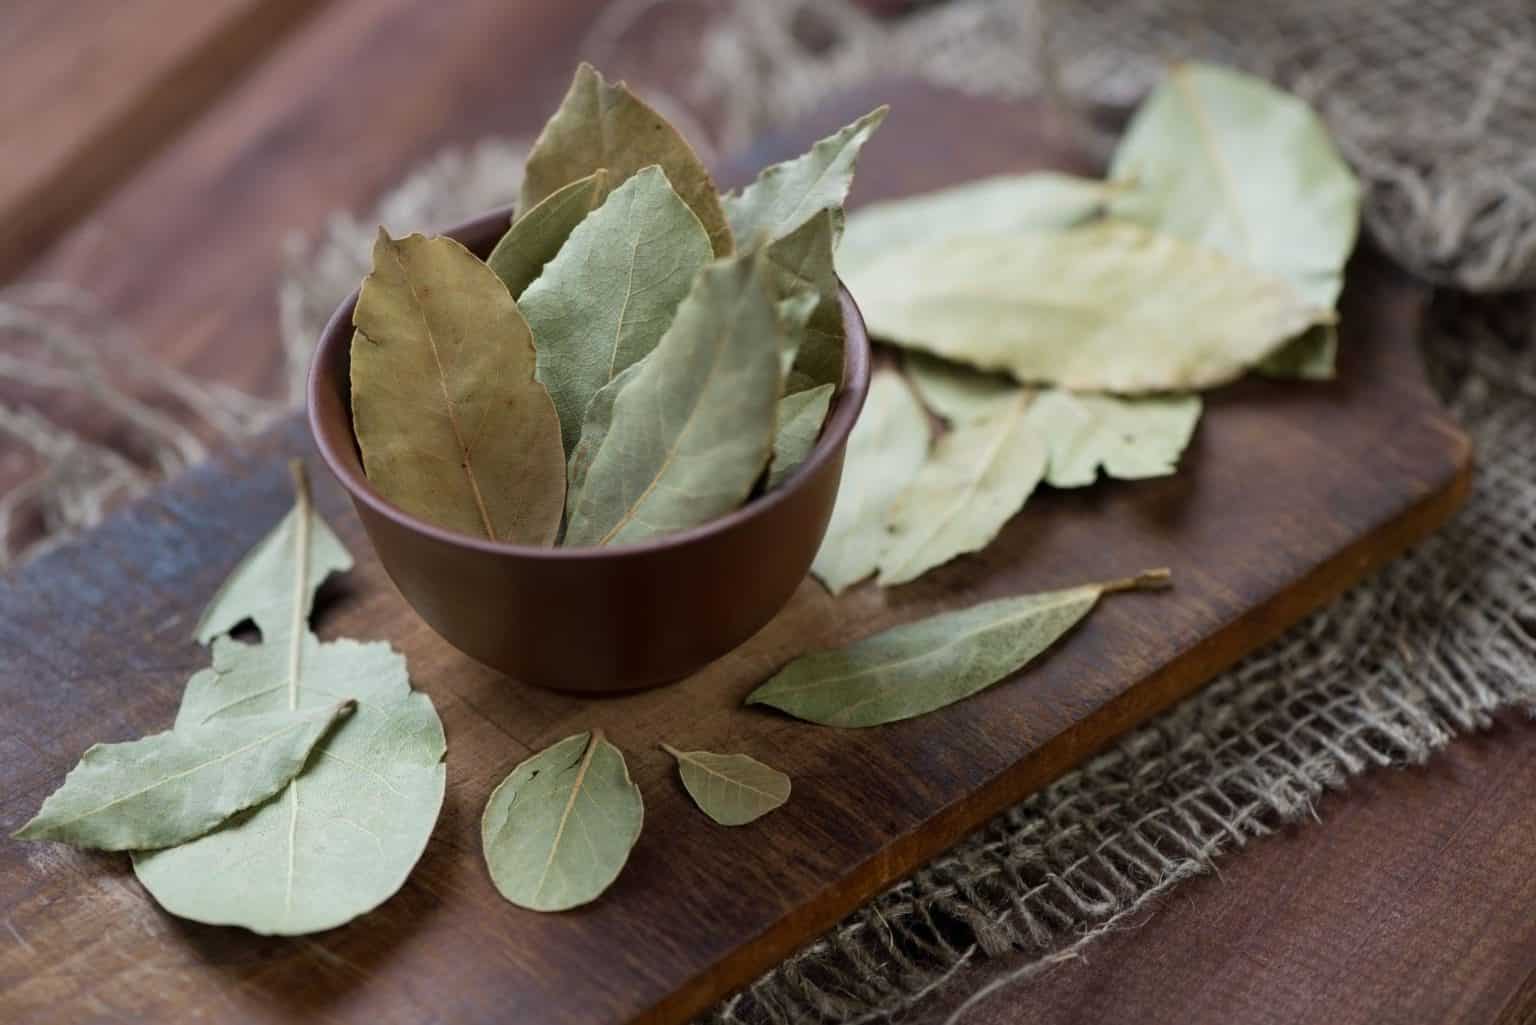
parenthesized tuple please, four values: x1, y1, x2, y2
(308, 205, 873, 560)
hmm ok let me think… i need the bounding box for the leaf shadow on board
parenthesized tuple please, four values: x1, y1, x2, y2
(155, 768, 462, 1015)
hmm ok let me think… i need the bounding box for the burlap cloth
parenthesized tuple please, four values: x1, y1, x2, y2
(2, 2, 1534, 1022)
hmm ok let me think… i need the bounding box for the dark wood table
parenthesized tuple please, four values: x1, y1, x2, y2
(1, 2, 1531, 1022)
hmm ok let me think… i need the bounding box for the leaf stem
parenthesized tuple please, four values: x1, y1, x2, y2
(1101, 568, 1173, 594)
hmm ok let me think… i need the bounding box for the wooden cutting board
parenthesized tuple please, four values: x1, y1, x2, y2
(0, 81, 1470, 1025)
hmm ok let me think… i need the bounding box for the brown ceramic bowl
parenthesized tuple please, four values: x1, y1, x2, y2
(308, 206, 871, 693)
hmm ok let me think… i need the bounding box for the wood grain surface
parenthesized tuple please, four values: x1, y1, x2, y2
(0, 0, 327, 282)
(0, 79, 1470, 1025)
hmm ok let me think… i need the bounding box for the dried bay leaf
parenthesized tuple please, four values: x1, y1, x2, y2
(1109, 63, 1361, 379)
(768, 383, 835, 491)
(723, 106, 888, 244)
(521, 62, 731, 257)
(847, 222, 1329, 392)
(481, 730, 642, 912)
(765, 209, 846, 391)
(1027, 390, 1202, 487)
(876, 392, 1046, 586)
(351, 230, 565, 543)
(563, 251, 783, 547)
(747, 570, 1172, 727)
(133, 471, 446, 935)
(904, 351, 1021, 424)
(661, 744, 790, 826)
(837, 172, 1120, 279)
(14, 702, 352, 852)
(487, 169, 609, 299)
(811, 370, 930, 594)
(521, 166, 713, 456)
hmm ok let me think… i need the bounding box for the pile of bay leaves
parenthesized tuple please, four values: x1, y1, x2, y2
(350, 62, 886, 548)
(813, 61, 1360, 591)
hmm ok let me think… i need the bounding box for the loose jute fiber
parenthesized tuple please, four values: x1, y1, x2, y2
(2, 2, 1533, 1022)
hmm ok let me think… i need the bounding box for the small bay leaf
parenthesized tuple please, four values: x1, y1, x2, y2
(837, 172, 1120, 278)
(487, 169, 609, 299)
(15, 701, 352, 851)
(846, 221, 1329, 392)
(132, 471, 446, 935)
(876, 392, 1046, 586)
(1026, 390, 1202, 487)
(811, 370, 930, 593)
(747, 570, 1172, 727)
(768, 384, 835, 491)
(724, 106, 888, 244)
(521, 166, 713, 455)
(351, 230, 565, 543)
(904, 351, 1021, 424)
(661, 744, 790, 826)
(195, 462, 351, 643)
(481, 730, 643, 912)
(521, 62, 731, 257)
(563, 251, 783, 546)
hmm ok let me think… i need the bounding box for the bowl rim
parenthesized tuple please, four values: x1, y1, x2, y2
(307, 204, 874, 563)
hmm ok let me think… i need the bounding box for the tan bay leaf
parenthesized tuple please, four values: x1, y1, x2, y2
(563, 251, 783, 547)
(904, 351, 1021, 424)
(481, 730, 643, 912)
(1026, 390, 1202, 487)
(487, 169, 609, 299)
(350, 230, 565, 544)
(876, 391, 1046, 586)
(747, 570, 1171, 727)
(521, 166, 713, 455)
(521, 62, 731, 257)
(846, 221, 1330, 392)
(661, 744, 790, 826)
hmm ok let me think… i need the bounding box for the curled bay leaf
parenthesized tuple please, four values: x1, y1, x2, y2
(481, 730, 643, 912)
(904, 351, 1021, 424)
(487, 169, 609, 299)
(846, 221, 1330, 392)
(769, 384, 835, 491)
(876, 392, 1046, 586)
(1109, 63, 1361, 379)
(837, 172, 1121, 278)
(521, 62, 731, 257)
(811, 370, 930, 594)
(133, 471, 445, 936)
(521, 165, 713, 456)
(351, 230, 565, 543)
(1026, 390, 1202, 488)
(563, 251, 783, 547)
(765, 209, 846, 391)
(747, 570, 1172, 727)
(661, 744, 790, 826)
(724, 106, 888, 244)
(14, 701, 352, 852)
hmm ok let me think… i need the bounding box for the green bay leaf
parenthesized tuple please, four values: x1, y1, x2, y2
(481, 730, 643, 912)
(904, 352, 1021, 424)
(768, 383, 835, 491)
(522, 166, 713, 456)
(521, 62, 731, 257)
(765, 209, 846, 391)
(487, 169, 609, 300)
(811, 370, 930, 594)
(876, 392, 1046, 586)
(837, 172, 1120, 278)
(747, 570, 1171, 726)
(661, 744, 790, 826)
(724, 106, 888, 244)
(132, 475, 446, 936)
(847, 221, 1329, 392)
(351, 230, 565, 544)
(1026, 390, 1202, 488)
(563, 251, 783, 547)
(15, 701, 352, 852)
